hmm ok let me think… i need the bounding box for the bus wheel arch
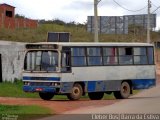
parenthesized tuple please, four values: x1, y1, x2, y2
(67, 82, 83, 100)
(114, 80, 132, 99)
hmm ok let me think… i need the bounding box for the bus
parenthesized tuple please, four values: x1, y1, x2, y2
(23, 42, 156, 100)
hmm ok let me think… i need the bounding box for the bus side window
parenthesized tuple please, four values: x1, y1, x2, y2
(87, 47, 102, 66)
(147, 47, 154, 64)
(71, 48, 86, 66)
(103, 47, 118, 65)
(119, 47, 133, 65)
(134, 47, 147, 64)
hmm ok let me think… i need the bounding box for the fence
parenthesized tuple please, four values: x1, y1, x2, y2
(155, 49, 160, 63)
(0, 15, 38, 29)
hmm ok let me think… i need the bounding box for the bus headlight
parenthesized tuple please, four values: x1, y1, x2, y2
(24, 82, 30, 86)
(51, 82, 60, 86)
(55, 83, 58, 86)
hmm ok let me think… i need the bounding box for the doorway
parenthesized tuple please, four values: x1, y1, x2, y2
(0, 54, 2, 82)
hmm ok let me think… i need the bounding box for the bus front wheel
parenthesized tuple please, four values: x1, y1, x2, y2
(39, 92, 54, 100)
(88, 92, 104, 100)
(114, 81, 131, 99)
(67, 83, 83, 100)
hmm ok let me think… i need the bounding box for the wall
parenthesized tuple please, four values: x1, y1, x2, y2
(87, 14, 156, 34)
(15, 18, 38, 29)
(0, 16, 38, 29)
(0, 41, 26, 82)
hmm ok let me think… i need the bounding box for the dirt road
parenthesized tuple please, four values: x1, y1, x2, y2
(65, 83, 160, 114)
(0, 97, 118, 114)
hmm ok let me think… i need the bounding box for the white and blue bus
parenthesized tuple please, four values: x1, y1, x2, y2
(23, 42, 156, 100)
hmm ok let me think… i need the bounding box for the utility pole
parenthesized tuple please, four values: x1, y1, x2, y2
(147, 0, 151, 43)
(94, 0, 100, 42)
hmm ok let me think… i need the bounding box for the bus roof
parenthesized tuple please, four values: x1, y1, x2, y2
(26, 42, 154, 47)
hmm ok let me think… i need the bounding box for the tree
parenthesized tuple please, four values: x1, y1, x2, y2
(15, 14, 25, 18)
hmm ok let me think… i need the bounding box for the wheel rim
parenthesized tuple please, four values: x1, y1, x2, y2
(72, 87, 80, 96)
(122, 86, 128, 93)
(67, 84, 82, 100)
(121, 82, 130, 98)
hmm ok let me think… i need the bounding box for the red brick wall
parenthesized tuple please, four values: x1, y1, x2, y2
(15, 18, 38, 29)
(0, 15, 38, 29)
(4, 17, 15, 29)
(0, 15, 2, 28)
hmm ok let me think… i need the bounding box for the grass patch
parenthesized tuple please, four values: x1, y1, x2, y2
(0, 81, 39, 98)
(0, 104, 51, 114)
(0, 105, 52, 120)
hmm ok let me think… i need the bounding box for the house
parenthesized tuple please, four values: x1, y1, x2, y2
(0, 3, 38, 29)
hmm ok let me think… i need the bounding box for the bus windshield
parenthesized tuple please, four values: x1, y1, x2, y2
(24, 50, 58, 72)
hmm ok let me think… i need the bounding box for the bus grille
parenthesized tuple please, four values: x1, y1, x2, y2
(30, 82, 52, 86)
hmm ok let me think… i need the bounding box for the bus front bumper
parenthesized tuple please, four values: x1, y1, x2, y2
(23, 85, 58, 93)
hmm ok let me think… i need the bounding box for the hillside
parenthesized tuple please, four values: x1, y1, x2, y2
(0, 23, 160, 43)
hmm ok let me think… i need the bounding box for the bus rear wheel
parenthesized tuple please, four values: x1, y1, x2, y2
(39, 92, 54, 100)
(67, 83, 82, 100)
(114, 81, 131, 99)
(88, 92, 104, 100)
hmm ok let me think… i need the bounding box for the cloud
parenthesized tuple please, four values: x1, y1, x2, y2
(65, 1, 93, 11)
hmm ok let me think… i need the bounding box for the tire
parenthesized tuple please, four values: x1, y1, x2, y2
(39, 92, 54, 100)
(114, 81, 131, 99)
(67, 83, 83, 100)
(88, 92, 104, 100)
(105, 91, 112, 95)
(113, 91, 122, 99)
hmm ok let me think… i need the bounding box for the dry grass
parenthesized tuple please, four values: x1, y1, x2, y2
(0, 23, 160, 43)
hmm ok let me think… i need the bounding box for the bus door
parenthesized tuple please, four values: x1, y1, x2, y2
(61, 49, 71, 72)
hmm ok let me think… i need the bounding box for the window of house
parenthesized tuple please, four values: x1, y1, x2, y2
(6, 11, 13, 17)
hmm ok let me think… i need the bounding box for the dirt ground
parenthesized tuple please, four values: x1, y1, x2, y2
(0, 97, 119, 114)
(0, 64, 159, 114)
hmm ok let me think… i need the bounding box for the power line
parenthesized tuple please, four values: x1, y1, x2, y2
(151, 0, 160, 12)
(97, 0, 102, 4)
(152, 6, 160, 13)
(154, 0, 160, 5)
(152, 3, 158, 8)
(112, 0, 147, 12)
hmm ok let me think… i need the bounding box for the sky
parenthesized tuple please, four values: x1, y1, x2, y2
(1, 0, 160, 30)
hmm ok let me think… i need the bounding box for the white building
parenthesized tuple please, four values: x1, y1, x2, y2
(0, 41, 26, 82)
